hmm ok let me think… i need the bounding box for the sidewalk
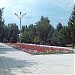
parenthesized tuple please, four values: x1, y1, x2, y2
(0, 43, 74, 75)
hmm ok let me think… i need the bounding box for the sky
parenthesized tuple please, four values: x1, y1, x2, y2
(0, 0, 74, 28)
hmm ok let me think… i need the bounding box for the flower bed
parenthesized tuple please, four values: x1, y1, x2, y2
(7, 43, 73, 55)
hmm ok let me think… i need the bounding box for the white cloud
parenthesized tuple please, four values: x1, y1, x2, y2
(0, 0, 11, 7)
(0, 0, 74, 27)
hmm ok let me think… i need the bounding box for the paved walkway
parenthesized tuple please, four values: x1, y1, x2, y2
(0, 43, 75, 75)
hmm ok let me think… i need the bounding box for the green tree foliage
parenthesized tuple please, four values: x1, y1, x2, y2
(22, 31, 31, 43)
(3, 25, 9, 42)
(6, 23, 19, 43)
(36, 16, 51, 44)
(58, 26, 69, 46)
(51, 29, 60, 46)
(51, 25, 70, 46)
(21, 24, 36, 43)
(21, 25, 28, 32)
(46, 25, 54, 45)
(21, 25, 26, 32)
(68, 5, 75, 45)
(56, 22, 62, 31)
(0, 8, 5, 42)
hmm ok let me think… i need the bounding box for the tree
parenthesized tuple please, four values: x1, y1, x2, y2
(68, 4, 75, 46)
(46, 25, 54, 45)
(56, 22, 62, 31)
(51, 29, 60, 46)
(21, 31, 32, 43)
(7, 23, 19, 43)
(58, 26, 69, 46)
(21, 24, 36, 43)
(3, 25, 9, 42)
(21, 25, 26, 32)
(0, 8, 5, 42)
(36, 16, 51, 44)
(28, 24, 36, 37)
(21, 25, 28, 32)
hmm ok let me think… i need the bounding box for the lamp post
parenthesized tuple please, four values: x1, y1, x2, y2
(14, 12, 26, 43)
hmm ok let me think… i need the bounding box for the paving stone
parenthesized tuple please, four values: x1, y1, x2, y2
(0, 43, 74, 75)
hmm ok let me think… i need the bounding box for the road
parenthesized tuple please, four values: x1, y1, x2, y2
(0, 43, 75, 75)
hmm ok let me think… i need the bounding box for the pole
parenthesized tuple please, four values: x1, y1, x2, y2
(20, 18, 21, 43)
(20, 12, 21, 43)
(14, 12, 26, 43)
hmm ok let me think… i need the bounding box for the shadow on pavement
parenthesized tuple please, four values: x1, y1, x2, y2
(0, 47, 18, 54)
(0, 56, 37, 75)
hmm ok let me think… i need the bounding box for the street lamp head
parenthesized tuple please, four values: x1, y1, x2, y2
(14, 13, 17, 15)
(21, 13, 26, 18)
(14, 13, 20, 19)
(20, 12, 21, 14)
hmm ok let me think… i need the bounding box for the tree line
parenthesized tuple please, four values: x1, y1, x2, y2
(0, 5, 75, 47)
